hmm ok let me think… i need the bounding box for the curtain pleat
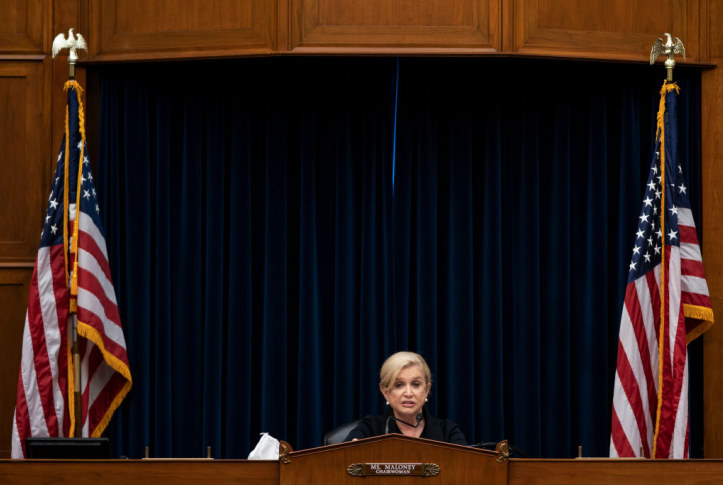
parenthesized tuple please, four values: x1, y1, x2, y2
(96, 57, 703, 459)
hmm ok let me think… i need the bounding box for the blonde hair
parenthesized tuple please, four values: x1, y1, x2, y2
(379, 351, 432, 391)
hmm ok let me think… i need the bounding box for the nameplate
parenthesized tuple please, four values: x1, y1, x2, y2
(347, 463, 440, 477)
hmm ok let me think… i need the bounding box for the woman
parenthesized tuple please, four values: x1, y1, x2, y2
(344, 351, 467, 445)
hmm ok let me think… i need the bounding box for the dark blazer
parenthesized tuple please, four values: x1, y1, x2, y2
(343, 406, 467, 445)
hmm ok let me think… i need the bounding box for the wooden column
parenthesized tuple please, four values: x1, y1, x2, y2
(702, 0, 723, 459)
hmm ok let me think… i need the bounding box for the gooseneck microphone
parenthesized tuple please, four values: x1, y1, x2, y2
(385, 413, 423, 434)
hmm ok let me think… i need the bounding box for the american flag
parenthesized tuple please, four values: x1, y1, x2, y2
(11, 81, 132, 458)
(610, 82, 713, 459)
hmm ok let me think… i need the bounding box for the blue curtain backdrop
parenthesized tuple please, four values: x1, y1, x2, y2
(95, 57, 703, 459)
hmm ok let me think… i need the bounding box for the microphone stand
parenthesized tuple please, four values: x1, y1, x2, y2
(385, 413, 423, 435)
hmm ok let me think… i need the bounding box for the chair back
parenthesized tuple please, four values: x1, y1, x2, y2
(324, 420, 361, 446)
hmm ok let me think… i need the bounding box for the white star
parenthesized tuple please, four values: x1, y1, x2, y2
(629, 261, 637, 271)
(653, 206, 658, 215)
(643, 197, 653, 207)
(639, 213, 649, 223)
(51, 224, 58, 235)
(48, 190, 53, 201)
(679, 183, 687, 194)
(652, 162, 659, 173)
(632, 245, 641, 255)
(92, 188, 96, 197)
(669, 206, 678, 216)
(668, 229, 678, 241)
(636, 229, 645, 239)
(644, 252, 651, 263)
(95, 204, 100, 213)
(678, 164, 683, 174)
(647, 180, 656, 191)
(45, 214, 51, 223)
(655, 189, 662, 199)
(647, 236, 654, 246)
(654, 244, 661, 255)
(657, 228, 663, 239)
(55, 176, 59, 185)
(656, 175, 663, 184)
(49, 199, 59, 210)
(77, 140, 83, 150)
(80, 173, 86, 185)
(83, 156, 89, 166)
(651, 220, 655, 230)
(88, 172, 93, 181)
(57, 152, 63, 162)
(83, 190, 91, 200)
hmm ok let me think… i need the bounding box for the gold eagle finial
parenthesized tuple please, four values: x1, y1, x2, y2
(650, 33, 685, 81)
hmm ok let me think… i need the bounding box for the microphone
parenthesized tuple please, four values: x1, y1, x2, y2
(385, 413, 423, 434)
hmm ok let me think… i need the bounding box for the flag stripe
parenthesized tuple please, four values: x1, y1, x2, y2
(12, 83, 130, 457)
(611, 84, 713, 460)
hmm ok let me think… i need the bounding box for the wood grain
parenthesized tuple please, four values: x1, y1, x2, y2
(290, 0, 501, 53)
(701, 56, 723, 458)
(0, 460, 278, 484)
(508, 459, 723, 485)
(0, 61, 50, 263)
(281, 435, 507, 485)
(511, 0, 700, 62)
(0, 0, 51, 54)
(87, 0, 275, 62)
(0, 269, 33, 458)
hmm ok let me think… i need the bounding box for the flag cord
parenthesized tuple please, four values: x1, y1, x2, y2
(652, 80, 680, 459)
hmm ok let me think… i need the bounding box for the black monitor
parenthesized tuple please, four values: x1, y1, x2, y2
(24, 438, 110, 459)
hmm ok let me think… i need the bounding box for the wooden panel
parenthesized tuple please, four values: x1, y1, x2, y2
(0, 268, 32, 458)
(701, 0, 723, 458)
(711, 0, 723, 58)
(87, 0, 276, 62)
(0, 460, 279, 484)
(510, 0, 700, 62)
(0, 0, 51, 54)
(702, 63, 723, 459)
(508, 459, 723, 484)
(290, 0, 501, 54)
(0, 61, 50, 263)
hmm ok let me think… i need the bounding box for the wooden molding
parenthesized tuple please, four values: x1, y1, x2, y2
(87, 0, 276, 62)
(289, 0, 502, 53)
(510, 0, 700, 62)
(0, 268, 33, 458)
(0, 0, 52, 55)
(0, 61, 51, 264)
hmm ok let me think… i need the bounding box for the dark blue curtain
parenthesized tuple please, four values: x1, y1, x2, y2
(95, 57, 703, 459)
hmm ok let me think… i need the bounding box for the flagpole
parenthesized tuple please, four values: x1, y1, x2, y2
(52, 28, 88, 439)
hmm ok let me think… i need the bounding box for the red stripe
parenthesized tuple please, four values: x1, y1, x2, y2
(678, 225, 699, 245)
(87, 372, 127, 435)
(80, 343, 105, 431)
(76, 306, 130, 367)
(684, 418, 690, 458)
(27, 260, 59, 436)
(681, 291, 711, 309)
(78, 230, 113, 283)
(616, 338, 651, 458)
(645, 271, 661, 344)
(611, 406, 636, 457)
(49, 244, 69, 438)
(680, 258, 705, 279)
(14, 366, 31, 457)
(655, 247, 676, 458)
(77, 266, 122, 328)
(624, 283, 658, 423)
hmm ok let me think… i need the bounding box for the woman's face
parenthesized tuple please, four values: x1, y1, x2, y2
(380, 365, 431, 422)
